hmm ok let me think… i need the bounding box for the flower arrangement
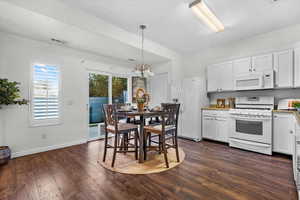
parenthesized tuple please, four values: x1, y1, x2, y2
(135, 88, 150, 112)
(0, 78, 28, 109)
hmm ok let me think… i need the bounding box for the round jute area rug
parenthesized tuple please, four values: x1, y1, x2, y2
(99, 147, 185, 174)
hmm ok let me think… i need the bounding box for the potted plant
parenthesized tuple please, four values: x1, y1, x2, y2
(293, 102, 300, 113)
(135, 88, 149, 112)
(136, 96, 147, 112)
(0, 78, 27, 165)
(0, 79, 27, 108)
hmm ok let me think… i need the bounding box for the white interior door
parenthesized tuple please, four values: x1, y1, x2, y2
(149, 73, 168, 107)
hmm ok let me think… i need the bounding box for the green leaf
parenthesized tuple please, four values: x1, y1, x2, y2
(0, 78, 28, 108)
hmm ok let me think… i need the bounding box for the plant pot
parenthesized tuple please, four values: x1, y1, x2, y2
(137, 103, 144, 112)
(0, 146, 11, 166)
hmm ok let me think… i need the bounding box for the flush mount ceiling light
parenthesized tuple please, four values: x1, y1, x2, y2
(189, 0, 224, 32)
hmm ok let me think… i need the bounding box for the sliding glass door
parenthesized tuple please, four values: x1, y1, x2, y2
(112, 76, 128, 104)
(89, 73, 109, 140)
(88, 72, 129, 140)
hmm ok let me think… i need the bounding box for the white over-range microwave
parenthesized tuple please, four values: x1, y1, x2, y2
(234, 70, 274, 91)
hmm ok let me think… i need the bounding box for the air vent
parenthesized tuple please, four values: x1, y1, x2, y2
(51, 38, 66, 45)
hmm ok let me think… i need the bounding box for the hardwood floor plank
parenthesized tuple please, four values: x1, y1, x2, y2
(30, 154, 64, 200)
(13, 156, 40, 200)
(0, 159, 17, 200)
(0, 139, 297, 200)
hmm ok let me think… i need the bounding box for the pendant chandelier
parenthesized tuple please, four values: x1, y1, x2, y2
(133, 25, 154, 78)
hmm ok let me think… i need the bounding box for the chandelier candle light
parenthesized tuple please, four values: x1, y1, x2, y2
(133, 25, 154, 78)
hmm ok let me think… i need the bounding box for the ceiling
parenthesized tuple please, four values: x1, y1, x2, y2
(61, 0, 300, 53)
(0, 1, 170, 66)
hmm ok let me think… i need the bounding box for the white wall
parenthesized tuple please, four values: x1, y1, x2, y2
(149, 62, 173, 104)
(0, 31, 132, 157)
(183, 23, 300, 78)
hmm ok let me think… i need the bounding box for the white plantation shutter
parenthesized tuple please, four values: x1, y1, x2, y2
(31, 64, 61, 126)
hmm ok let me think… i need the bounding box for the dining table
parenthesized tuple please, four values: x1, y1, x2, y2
(116, 110, 165, 163)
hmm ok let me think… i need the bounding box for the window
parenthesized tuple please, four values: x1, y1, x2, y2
(31, 64, 61, 126)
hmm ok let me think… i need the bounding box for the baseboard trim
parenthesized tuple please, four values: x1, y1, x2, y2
(11, 139, 88, 158)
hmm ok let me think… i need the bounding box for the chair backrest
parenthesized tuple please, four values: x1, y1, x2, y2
(102, 104, 118, 130)
(161, 103, 180, 127)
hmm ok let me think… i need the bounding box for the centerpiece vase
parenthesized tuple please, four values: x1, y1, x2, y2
(137, 103, 144, 112)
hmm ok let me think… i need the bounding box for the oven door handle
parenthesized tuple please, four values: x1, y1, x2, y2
(230, 116, 271, 121)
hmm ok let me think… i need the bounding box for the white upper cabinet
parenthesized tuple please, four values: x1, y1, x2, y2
(252, 53, 273, 72)
(207, 64, 219, 92)
(273, 49, 294, 88)
(295, 47, 300, 88)
(207, 61, 233, 92)
(233, 57, 252, 75)
(218, 61, 234, 91)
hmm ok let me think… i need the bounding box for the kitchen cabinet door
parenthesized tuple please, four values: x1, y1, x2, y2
(207, 64, 219, 92)
(216, 117, 229, 142)
(233, 57, 252, 75)
(295, 48, 300, 87)
(273, 49, 293, 88)
(252, 53, 273, 72)
(207, 62, 233, 92)
(273, 113, 295, 155)
(202, 116, 217, 140)
(219, 61, 233, 91)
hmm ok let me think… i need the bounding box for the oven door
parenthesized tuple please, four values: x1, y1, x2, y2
(230, 115, 272, 144)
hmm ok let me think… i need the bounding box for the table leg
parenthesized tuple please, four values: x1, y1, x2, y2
(138, 115, 144, 163)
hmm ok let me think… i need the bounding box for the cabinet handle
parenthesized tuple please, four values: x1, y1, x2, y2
(290, 130, 294, 134)
(253, 68, 256, 72)
(249, 68, 251, 72)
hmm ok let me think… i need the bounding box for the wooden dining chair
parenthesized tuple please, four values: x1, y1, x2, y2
(144, 103, 181, 168)
(101, 104, 139, 167)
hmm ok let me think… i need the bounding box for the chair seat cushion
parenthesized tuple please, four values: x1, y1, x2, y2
(107, 123, 138, 133)
(144, 124, 176, 134)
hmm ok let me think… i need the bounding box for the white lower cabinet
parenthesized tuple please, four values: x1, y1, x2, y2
(202, 110, 229, 143)
(273, 113, 295, 155)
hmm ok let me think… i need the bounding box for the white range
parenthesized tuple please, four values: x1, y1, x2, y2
(228, 96, 274, 155)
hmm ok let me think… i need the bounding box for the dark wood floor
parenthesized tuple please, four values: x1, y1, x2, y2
(0, 139, 298, 200)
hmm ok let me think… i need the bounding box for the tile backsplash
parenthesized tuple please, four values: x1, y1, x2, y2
(209, 88, 300, 106)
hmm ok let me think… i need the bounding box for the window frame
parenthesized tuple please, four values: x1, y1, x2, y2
(29, 62, 62, 127)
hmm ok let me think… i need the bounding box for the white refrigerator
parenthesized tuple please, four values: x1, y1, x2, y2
(172, 77, 209, 141)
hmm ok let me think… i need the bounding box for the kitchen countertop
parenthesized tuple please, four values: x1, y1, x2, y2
(202, 107, 231, 111)
(273, 110, 300, 125)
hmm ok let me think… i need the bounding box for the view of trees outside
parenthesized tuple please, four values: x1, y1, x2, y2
(89, 74, 109, 124)
(112, 77, 128, 103)
(89, 73, 109, 97)
(88, 73, 128, 124)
